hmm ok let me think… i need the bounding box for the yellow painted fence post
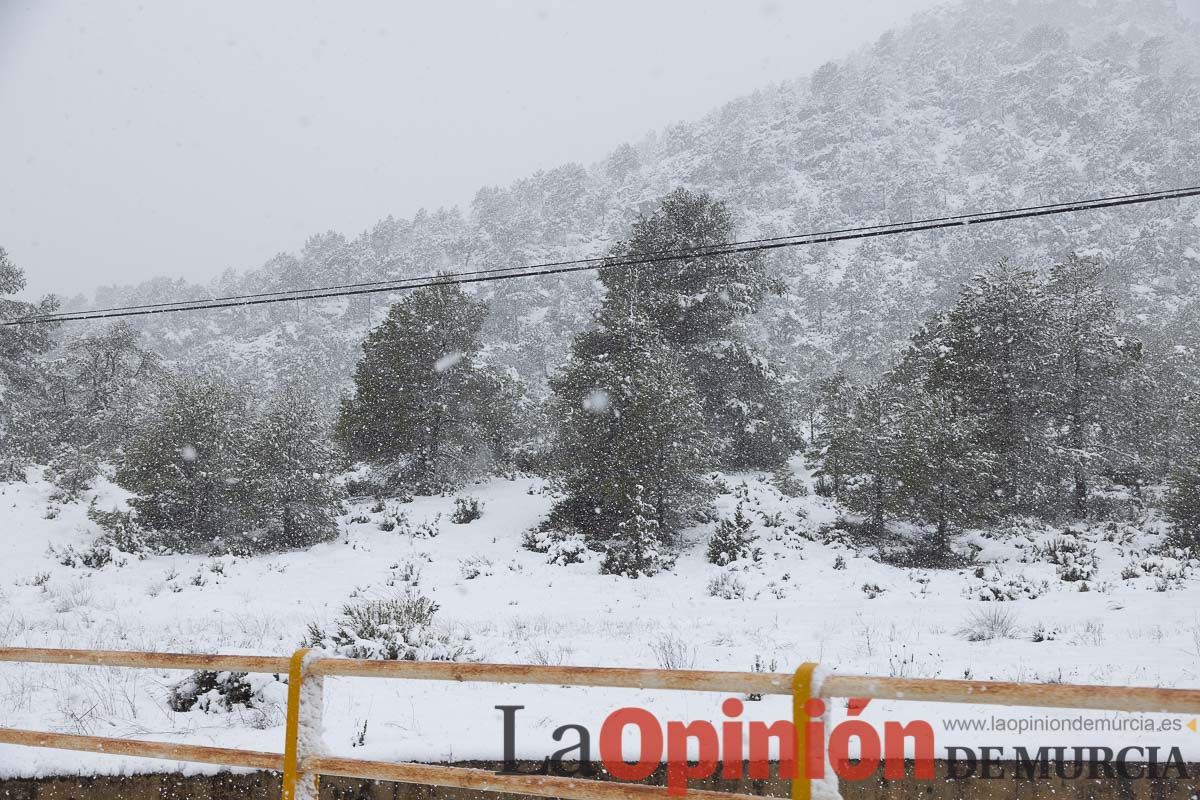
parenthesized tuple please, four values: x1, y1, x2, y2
(791, 663, 818, 800)
(282, 648, 324, 800)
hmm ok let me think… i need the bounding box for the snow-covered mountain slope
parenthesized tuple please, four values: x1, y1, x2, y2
(60, 0, 1200, 399)
(1, 466, 1197, 777)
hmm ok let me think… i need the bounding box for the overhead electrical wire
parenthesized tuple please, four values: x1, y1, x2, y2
(6, 183, 1199, 327)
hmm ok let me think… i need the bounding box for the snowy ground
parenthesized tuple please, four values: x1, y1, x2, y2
(2, 464, 1199, 777)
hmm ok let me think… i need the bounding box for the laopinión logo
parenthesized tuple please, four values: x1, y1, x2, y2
(495, 700, 1191, 795)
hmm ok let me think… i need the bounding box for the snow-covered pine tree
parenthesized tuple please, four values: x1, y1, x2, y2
(9, 322, 161, 497)
(115, 372, 251, 549)
(244, 382, 343, 550)
(548, 313, 712, 570)
(926, 261, 1057, 515)
(597, 189, 798, 469)
(0, 247, 59, 474)
(1166, 450, 1200, 552)
(805, 373, 856, 496)
(706, 503, 759, 566)
(821, 381, 906, 536)
(335, 282, 515, 492)
(688, 340, 802, 469)
(601, 486, 676, 578)
(892, 385, 990, 563)
(1045, 256, 1140, 518)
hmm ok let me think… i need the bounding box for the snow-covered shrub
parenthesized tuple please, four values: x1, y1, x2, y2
(414, 516, 440, 539)
(771, 465, 808, 498)
(451, 496, 483, 524)
(1030, 623, 1058, 642)
(966, 572, 1047, 601)
(378, 509, 408, 533)
(707, 571, 746, 600)
(170, 670, 258, 711)
(706, 505, 759, 566)
(956, 607, 1020, 641)
(44, 447, 101, 503)
(0, 456, 26, 483)
(303, 592, 473, 661)
(168, 671, 286, 727)
(601, 495, 675, 578)
(758, 510, 785, 528)
(648, 632, 695, 669)
(861, 582, 885, 599)
(1038, 536, 1098, 582)
(88, 506, 163, 555)
(1137, 555, 1189, 590)
(459, 556, 492, 580)
(52, 540, 117, 570)
(523, 527, 588, 566)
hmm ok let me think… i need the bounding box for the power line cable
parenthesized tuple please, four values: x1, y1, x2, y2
(8, 183, 1199, 326)
(26, 184, 1197, 319)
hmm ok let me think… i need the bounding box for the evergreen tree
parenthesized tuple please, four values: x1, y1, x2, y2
(115, 373, 251, 549)
(706, 503, 759, 565)
(601, 486, 676, 578)
(1045, 256, 1139, 517)
(10, 322, 160, 495)
(1166, 448, 1200, 552)
(926, 261, 1056, 514)
(597, 189, 798, 469)
(689, 341, 802, 468)
(548, 314, 713, 565)
(0, 247, 59, 468)
(598, 188, 775, 345)
(805, 373, 856, 496)
(244, 383, 343, 549)
(822, 382, 906, 535)
(336, 283, 514, 492)
(893, 386, 990, 561)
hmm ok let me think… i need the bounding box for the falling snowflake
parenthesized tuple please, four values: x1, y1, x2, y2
(180, 445, 198, 462)
(434, 352, 464, 372)
(582, 389, 610, 414)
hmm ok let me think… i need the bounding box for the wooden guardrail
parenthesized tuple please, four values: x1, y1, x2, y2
(0, 647, 1198, 800)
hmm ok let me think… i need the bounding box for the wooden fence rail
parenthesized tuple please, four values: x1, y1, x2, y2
(1, 646, 1198, 800)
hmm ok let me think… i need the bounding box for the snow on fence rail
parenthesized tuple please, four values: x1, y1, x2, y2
(1, 646, 1199, 800)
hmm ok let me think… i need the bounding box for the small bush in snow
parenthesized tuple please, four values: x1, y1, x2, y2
(88, 506, 165, 555)
(967, 572, 1047, 602)
(1031, 622, 1058, 643)
(649, 633, 696, 670)
(1038, 537, 1098, 583)
(758, 510, 785, 528)
(861, 582, 885, 599)
(378, 510, 408, 533)
(706, 505, 760, 566)
(707, 571, 746, 600)
(451, 497, 484, 524)
(303, 591, 473, 661)
(523, 527, 588, 566)
(956, 607, 1020, 642)
(601, 493, 675, 578)
(771, 465, 808, 498)
(170, 670, 251, 711)
(168, 670, 287, 726)
(412, 515, 441, 539)
(459, 556, 492, 580)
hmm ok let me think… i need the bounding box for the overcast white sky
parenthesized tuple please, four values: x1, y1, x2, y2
(3, 0, 952, 300)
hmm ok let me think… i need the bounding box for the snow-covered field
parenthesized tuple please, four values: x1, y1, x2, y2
(2, 464, 1199, 777)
